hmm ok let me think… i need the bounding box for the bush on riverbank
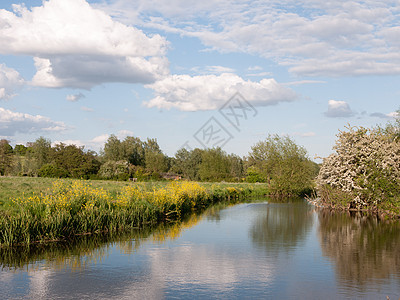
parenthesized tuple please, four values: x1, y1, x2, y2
(317, 124, 400, 215)
(0, 179, 268, 247)
(246, 134, 319, 197)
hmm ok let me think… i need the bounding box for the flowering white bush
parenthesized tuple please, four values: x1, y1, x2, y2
(317, 125, 400, 208)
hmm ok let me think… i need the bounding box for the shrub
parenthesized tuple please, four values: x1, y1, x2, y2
(38, 164, 69, 178)
(317, 125, 400, 209)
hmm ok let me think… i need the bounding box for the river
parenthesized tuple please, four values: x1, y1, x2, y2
(1, 198, 399, 299)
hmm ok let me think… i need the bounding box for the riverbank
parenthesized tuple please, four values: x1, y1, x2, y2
(307, 196, 400, 220)
(0, 177, 268, 247)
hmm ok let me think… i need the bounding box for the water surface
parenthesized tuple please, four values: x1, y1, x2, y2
(1, 199, 399, 299)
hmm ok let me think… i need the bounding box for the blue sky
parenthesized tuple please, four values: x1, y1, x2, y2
(0, 0, 399, 160)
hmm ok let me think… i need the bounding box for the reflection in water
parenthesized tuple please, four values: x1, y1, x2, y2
(250, 198, 314, 255)
(1, 199, 400, 299)
(0, 202, 219, 271)
(0, 229, 148, 271)
(318, 210, 400, 287)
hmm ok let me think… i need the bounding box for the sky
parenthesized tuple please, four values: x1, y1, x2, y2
(0, 0, 399, 161)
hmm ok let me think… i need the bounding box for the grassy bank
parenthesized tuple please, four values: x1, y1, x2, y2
(0, 177, 268, 247)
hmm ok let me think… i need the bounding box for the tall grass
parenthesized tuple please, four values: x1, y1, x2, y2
(0, 180, 268, 247)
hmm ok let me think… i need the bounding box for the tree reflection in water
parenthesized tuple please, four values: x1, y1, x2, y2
(318, 210, 400, 286)
(250, 198, 314, 255)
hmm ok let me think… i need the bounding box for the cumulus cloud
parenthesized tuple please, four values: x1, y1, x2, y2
(0, 107, 67, 136)
(103, 0, 400, 77)
(66, 92, 85, 102)
(324, 100, 355, 118)
(0, 64, 24, 100)
(0, 0, 169, 89)
(370, 111, 400, 119)
(144, 73, 297, 111)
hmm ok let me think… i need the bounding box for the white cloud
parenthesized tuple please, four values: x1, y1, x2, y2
(144, 73, 297, 111)
(294, 131, 316, 138)
(371, 111, 400, 119)
(248, 66, 263, 71)
(324, 100, 355, 118)
(52, 139, 85, 148)
(0, 107, 67, 136)
(117, 129, 135, 138)
(104, 0, 400, 77)
(0, 64, 24, 100)
(246, 72, 273, 77)
(81, 106, 94, 112)
(190, 65, 235, 75)
(91, 134, 110, 145)
(205, 65, 235, 74)
(66, 92, 85, 102)
(0, 0, 169, 89)
(84, 130, 136, 150)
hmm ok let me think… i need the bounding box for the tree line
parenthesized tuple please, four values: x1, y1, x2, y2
(0, 134, 319, 196)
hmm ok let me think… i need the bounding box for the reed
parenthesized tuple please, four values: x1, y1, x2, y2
(0, 179, 268, 247)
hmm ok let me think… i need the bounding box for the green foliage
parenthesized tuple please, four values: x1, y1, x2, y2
(246, 166, 266, 183)
(122, 136, 145, 166)
(38, 164, 69, 178)
(102, 134, 123, 162)
(228, 154, 244, 181)
(247, 135, 316, 196)
(198, 148, 231, 182)
(51, 143, 100, 178)
(144, 138, 168, 173)
(13, 144, 27, 156)
(171, 148, 203, 180)
(30, 137, 52, 171)
(98, 160, 129, 180)
(0, 139, 13, 176)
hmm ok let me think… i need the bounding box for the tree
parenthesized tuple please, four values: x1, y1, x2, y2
(121, 136, 145, 166)
(247, 135, 316, 196)
(103, 134, 123, 161)
(14, 144, 27, 156)
(317, 125, 400, 208)
(98, 160, 129, 180)
(144, 138, 168, 173)
(51, 143, 100, 178)
(171, 148, 204, 180)
(29, 137, 52, 172)
(0, 139, 13, 175)
(228, 154, 244, 181)
(198, 148, 231, 181)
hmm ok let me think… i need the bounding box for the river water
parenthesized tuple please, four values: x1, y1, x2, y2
(1, 198, 399, 299)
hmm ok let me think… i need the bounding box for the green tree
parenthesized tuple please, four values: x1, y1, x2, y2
(228, 154, 244, 181)
(144, 138, 168, 173)
(103, 134, 123, 162)
(29, 137, 52, 172)
(0, 139, 13, 175)
(51, 143, 100, 178)
(198, 148, 231, 182)
(121, 136, 145, 166)
(247, 135, 316, 196)
(14, 144, 27, 156)
(171, 148, 204, 180)
(98, 160, 129, 180)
